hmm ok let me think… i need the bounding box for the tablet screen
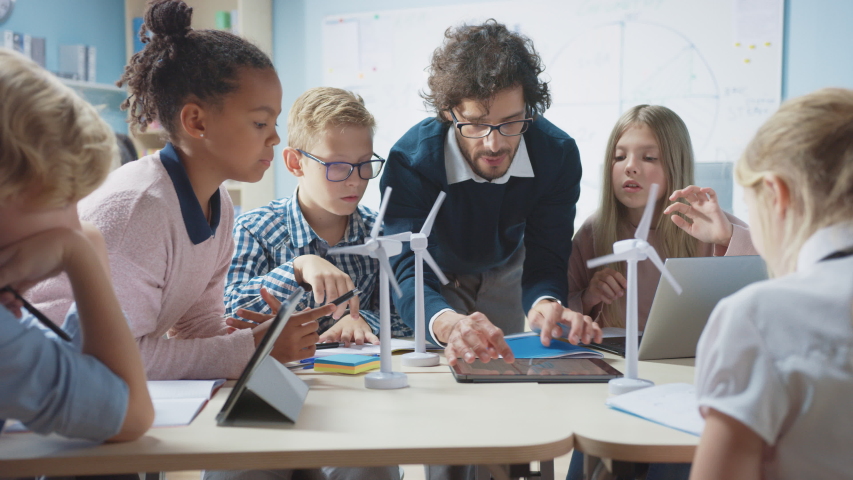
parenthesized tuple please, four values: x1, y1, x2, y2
(450, 358, 622, 383)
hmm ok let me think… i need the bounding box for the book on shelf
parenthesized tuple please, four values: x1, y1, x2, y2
(59, 44, 97, 82)
(2, 31, 47, 68)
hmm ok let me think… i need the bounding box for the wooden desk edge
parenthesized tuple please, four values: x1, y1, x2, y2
(573, 434, 696, 464)
(0, 434, 575, 477)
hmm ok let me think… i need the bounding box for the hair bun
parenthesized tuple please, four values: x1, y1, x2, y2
(145, 0, 193, 38)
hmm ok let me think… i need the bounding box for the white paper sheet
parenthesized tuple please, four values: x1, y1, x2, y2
(605, 382, 705, 436)
(148, 379, 225, 427)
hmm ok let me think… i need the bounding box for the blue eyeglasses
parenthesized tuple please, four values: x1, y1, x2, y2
(297, 149, 386, 182)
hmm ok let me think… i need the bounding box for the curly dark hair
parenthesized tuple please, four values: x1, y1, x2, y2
(421, 19, 551, 122)
(117, 0, 274, 135)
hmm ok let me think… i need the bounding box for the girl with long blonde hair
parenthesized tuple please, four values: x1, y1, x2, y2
(568, 105, 757, 328)
(691, 87, 853, 479)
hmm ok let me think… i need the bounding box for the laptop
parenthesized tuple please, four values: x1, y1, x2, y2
(584, 255, 768, 360)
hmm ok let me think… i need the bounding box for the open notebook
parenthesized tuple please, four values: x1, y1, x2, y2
(1, 379, 225, 433)
(149, 379, 225, 427)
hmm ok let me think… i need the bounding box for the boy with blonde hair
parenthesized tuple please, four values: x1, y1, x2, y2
(226, 87, 410, 345)
(0, 48, 153, 442)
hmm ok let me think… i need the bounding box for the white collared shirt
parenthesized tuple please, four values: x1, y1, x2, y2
(695, 221, 853, 479)
(443, 127, 534, 185)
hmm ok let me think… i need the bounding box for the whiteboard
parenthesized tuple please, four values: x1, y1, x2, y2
(322, 0, 784, 226)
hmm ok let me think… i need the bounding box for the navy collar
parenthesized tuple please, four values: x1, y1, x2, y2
(159, 143, 221, 245)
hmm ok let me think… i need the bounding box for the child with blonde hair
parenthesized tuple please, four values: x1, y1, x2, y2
(691, 88, 853, 479)
(0, 48, 152, 442)
(225, 86, 411, 346)
(568, 105, 757, 329)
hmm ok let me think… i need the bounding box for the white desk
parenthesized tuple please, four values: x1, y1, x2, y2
(540, 355, 698, 464)
(0, 372, 573, 477)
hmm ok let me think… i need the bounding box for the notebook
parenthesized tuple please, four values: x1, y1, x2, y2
(605, 383, 704, 436)
(149, 380, 225, 427)
(313, 354, 380, 374)
(309, 338, 442, 358)
(505, 332, 602, 359)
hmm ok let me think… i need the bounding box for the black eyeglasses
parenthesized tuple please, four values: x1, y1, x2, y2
(449, 109, 533, 139)
(1, 286, 71, 341)
(297, 149, 386, 182)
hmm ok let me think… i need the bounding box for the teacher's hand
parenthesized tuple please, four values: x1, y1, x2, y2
(436, 311, 514, 366)
(528, 299, 602, 347)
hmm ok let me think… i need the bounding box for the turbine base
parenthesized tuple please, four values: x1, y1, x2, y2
(365, 371, 408, 389)
(608, 377, 654, 395)
(401, 352, 440, 367)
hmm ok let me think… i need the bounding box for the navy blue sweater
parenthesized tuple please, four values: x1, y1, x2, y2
(380, 117, 581, 343)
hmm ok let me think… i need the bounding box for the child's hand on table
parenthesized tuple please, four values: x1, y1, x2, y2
(318, 314, 379, 347)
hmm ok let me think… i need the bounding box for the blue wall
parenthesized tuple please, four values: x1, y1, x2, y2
(1, 0, 126, 86)
(783, 0, 853, 98)
(272, 0, 853, 199)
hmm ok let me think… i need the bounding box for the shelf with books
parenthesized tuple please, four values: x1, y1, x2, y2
(60, 78, 124, 94)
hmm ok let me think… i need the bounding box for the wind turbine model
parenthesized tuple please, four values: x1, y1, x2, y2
(328, 187, 408, 389)
(586, 183, 683, 395)
(384, 192, 449, 367)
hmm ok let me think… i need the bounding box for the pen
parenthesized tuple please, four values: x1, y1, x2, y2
(1, 286, 72, 342)
(329, 288, 360, 306)
(315, 342, 344, 349)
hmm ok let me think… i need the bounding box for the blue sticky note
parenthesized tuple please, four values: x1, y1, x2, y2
(314, 354, 379, 366)
(506, 335, 600, 359)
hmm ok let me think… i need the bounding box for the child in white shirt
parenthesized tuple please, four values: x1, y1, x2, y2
(691, 87, 853, 480)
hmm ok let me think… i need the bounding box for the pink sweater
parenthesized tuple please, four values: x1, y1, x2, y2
(29, 152, 255, 380)
(568, 212, 757, 329)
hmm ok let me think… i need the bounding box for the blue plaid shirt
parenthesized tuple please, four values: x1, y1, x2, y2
(226, 193, 411, 337)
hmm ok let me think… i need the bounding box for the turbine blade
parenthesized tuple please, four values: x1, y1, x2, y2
(586, 252, 632, 269)
(376, 247, 403, 297)
(382, 232, 412, 242)
(421, 191, 447, 236)
(645, 248, 683, 295)
(328, 245, 370, 256)
(372, 186, 392, 239)
(422, 250, 449, 285)
(635, 183, 660, 241)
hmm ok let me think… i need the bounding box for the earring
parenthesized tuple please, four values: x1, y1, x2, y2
(200, 133, 205, 138)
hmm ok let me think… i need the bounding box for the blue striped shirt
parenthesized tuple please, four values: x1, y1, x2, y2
(226, 193, 411, 337)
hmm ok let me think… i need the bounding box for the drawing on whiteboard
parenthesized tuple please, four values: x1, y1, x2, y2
(547, 21, 720, 215)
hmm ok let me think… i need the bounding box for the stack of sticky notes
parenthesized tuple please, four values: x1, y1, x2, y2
(313, 354, 380, 374)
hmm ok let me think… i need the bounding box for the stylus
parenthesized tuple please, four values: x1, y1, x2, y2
(1, 286, 71, 342)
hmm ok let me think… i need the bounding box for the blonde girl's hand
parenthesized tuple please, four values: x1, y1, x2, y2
(0, 228, 83, 295)
(581, 267, 627, 311)
(317, 314, 380, 347)
(665, 186, 734, 247)
(292, 255, 358, 321)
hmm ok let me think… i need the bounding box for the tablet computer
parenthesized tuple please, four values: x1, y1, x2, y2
(216, 287, 306, 426)
(450, 358, 622, 383)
